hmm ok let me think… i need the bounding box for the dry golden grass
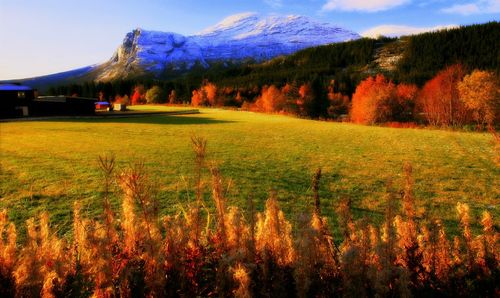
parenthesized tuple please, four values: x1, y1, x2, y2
(0, 137, 498, 297)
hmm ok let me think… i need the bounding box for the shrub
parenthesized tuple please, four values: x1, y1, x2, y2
(145, 86, 165, 104)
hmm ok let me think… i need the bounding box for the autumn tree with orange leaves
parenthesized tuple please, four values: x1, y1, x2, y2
(350, 74, 396, 124)
(253, 85, 287, 113)
(191, 89, 204, 107)
(417, 64, 470, 126)
(191, 81, 218, 107)
(203, 82, 217, 106)
(458, 70, 499, 127)
(168, 90, 177, 104)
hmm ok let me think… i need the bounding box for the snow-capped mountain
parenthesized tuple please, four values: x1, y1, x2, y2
(96, 13, 360, 80)
(192, 13, 359, 61)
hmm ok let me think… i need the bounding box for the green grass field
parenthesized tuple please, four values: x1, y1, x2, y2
(1, 106, 498, 237)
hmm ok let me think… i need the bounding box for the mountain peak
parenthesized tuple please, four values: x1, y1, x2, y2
(96, 13, 360, 81)
(198, 12, 259, 35)
(194, 13, 358, 42)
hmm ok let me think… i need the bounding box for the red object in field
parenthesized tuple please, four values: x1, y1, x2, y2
(95, 101, 110, 110)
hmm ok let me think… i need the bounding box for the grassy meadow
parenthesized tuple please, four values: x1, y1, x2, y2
(0, 106, 498, 237)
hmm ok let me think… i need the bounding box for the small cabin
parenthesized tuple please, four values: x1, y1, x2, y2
(95, 101, 111, 111)
(0, 84, 35, 118)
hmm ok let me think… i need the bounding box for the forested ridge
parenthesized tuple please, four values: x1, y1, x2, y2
(396, 22, 500, 84)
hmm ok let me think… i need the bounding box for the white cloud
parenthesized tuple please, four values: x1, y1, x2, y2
(362, 24, 458, 38)
(264, 0, 283, 8)
(417, 0, 448, 8)
(442, 0, 500, 15)
(442, 4, 480, 14)
(322, 0, 410, 12)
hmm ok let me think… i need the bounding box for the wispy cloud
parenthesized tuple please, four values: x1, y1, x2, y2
(322, 0, 410, 12)
(416, 0, 447, 8)
(442, 0, 500, 15)
(264, 0, 283, 8)
(362, 24, 457, 38)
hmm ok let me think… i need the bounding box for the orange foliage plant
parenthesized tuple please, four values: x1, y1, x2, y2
(253, 85, 287, 113)
(350, 74, 396, 124)
(458, 69, 499, 127)
(131, 85, 146, 105)
(191, 81, 218, 107)
(417, 64, 470, 126)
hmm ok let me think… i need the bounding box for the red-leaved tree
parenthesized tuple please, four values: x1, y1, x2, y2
(417, 64, 470, 126)
(131, 85, 146, 105)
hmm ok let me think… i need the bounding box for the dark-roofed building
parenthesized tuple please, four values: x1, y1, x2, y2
(0, 84, 35, 118)
(32, 96, 97, 116)
(1, 84, 98, 118)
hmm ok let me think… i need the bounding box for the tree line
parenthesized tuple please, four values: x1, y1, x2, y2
(49, 64, 498, 128)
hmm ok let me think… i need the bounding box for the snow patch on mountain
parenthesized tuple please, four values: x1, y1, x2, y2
(197, 12, 260, 37)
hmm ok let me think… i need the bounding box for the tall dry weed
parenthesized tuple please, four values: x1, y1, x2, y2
(13, 213, 70, 297)
(255, 194, 295, 266)
(255, 193, 296, 296)
(1, 141, 498, 297)
(233, 263, 251, 298)
(118, 162, 164, 296)
(0, 210, 16, 297)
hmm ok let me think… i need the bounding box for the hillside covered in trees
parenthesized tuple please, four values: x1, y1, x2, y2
(202, 21, 499, 91)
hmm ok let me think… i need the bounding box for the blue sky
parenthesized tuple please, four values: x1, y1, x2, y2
(0, 0, 498, 80)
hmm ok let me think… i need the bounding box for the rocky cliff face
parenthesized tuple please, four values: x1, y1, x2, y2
(96, 13, 360, 80)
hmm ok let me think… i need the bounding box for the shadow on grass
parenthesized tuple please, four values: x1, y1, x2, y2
(46, 114, 236, 125)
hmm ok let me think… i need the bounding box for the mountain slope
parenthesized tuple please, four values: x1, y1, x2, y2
(1, 66, 96, 92)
